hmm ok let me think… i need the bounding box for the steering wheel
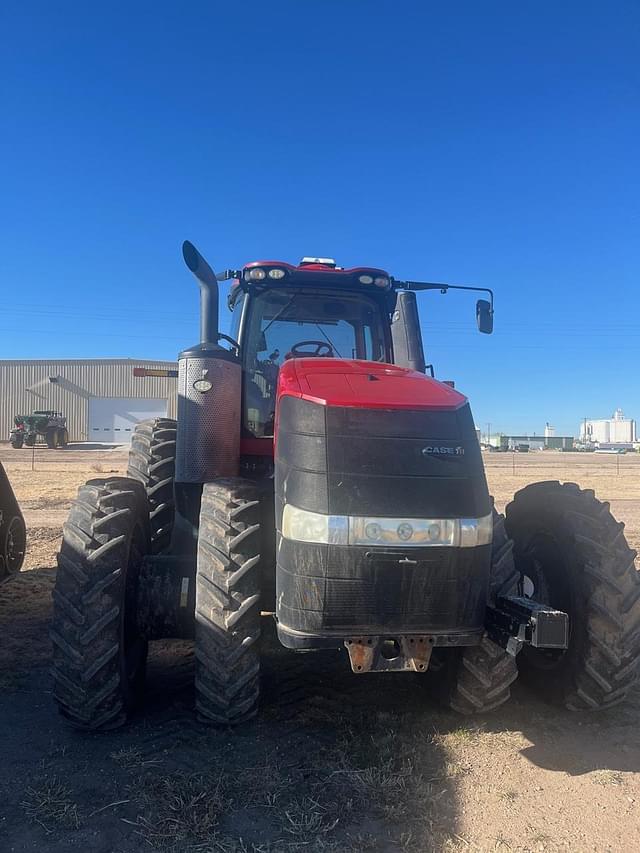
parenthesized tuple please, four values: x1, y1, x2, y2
(288, 340, 335, 358)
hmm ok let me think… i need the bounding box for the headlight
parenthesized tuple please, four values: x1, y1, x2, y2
(282, 506, 493, 548)
(460, 515, 493, 547)
(246, 268, 266, 281)
(282, 505, 348, 545)
(374, 276, 390, 288)
(268, 268, 286, 279)
(358, 274, 374, 284)
(350, 516, 458, 546)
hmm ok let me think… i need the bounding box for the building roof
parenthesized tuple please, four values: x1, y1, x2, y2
(0, 358, 177, 365)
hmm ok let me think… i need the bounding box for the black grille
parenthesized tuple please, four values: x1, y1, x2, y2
(276, 539, 491, 635)
(322, 555, 485, 631)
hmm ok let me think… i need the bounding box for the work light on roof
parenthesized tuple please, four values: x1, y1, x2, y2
(300, 257, 337, 267)
(246, 268, 266, 281)
(358, 274, 374, 284)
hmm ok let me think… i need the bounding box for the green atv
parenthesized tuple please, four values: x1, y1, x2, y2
(10, 411, 68, 449)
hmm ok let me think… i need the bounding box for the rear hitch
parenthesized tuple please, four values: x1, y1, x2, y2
(485, 595, 569, 656)
(344, 636, 434, 673)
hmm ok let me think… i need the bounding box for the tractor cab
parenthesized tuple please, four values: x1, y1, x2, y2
(228, 258, 393, 438)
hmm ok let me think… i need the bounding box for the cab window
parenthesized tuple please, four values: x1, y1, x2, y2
(242, 288, 387, 437)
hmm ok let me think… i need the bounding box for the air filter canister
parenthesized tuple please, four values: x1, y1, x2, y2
(175, 348, 241, 483)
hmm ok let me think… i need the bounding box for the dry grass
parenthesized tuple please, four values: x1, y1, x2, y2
(130, 771, 231, 850)
(115, 711, 459, 853)
(21, 776, 81, 832)
(592, 769, 624, 786)
(110, 746, 163, 771)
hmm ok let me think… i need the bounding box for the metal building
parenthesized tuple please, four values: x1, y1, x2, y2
(498, 434, 574, 451)
(0, 359, 177, 444)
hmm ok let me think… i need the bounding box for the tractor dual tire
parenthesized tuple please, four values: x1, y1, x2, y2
(195, 479, 262, 725)
(51, 478, 150, 730)
(505, 481, 640, 710)
(46, 429, 59, 449)
(10, 436, 23, 449)
(436, 507, 520, 714)
(127, 418, 177, 554)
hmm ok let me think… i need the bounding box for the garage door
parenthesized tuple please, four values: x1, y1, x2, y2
(88, 398, 168, 444)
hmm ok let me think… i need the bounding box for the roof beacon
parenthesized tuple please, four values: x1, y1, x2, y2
(299, 257, 337, 268)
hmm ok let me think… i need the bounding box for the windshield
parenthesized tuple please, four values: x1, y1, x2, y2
(242, 288, 388, 437)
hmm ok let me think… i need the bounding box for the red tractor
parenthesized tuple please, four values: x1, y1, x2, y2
(51, 244, 640, 729)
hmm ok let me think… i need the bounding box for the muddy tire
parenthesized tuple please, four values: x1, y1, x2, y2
(51, 478, 150, 730)
(59, 428, 69, 448)
(127, 418, 177, 554)
(195, 479, 262, 725)
(46, 429, 58, 449)
(10, 434, 23, 449)
(505, 481, 640, 710)
(437, 507, 520, 714)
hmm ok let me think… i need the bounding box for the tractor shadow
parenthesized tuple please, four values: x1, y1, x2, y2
(1, 577, 460, 852)
(4, 570, 640, 851)
(140, 621, 463, 850)
(485, 676, 640, 777)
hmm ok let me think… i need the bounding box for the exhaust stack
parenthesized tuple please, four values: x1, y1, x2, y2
(182, 240, 220, 347)
(175, 241, 241, 484)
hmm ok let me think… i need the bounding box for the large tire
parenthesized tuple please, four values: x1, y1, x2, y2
(59, 428, 69, 448)
(436, 507, 520, 714)
(505, 481, 640, 710)
(127, 418, 177, 555)
(46, 429, 58, 449)
(10, 434, 24, 449)
(195, 479, 262, 725)
(51, 478, 150, 730)
(1, 514, 26, 579)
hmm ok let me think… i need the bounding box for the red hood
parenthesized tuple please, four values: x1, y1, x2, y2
(277, 358, 466, 411)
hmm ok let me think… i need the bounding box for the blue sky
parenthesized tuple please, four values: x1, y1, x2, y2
(1, 1, 638, 437)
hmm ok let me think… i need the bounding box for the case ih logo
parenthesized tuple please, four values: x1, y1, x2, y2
(421, 446, 465, 457)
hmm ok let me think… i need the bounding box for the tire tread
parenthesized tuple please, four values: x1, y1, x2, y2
(126, 418, 177, 554)
(506, 480, 640, 710)
(195, 479, 262, 725)
(51, 478, 149, 730)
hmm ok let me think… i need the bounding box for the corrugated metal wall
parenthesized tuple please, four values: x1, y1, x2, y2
(0, 359, 177, 441)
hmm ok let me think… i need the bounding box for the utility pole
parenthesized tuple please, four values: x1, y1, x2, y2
(486, 422, 491, 446)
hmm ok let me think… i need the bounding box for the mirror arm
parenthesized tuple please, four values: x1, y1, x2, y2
(216, 269, 241, 281)
(394, 279, 494, 316)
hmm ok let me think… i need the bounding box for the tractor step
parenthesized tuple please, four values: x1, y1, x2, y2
(485, 595, 569, 656)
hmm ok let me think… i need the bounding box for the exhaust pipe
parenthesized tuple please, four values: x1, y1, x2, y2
(182, 240, 220, 347)
(175, 240, 241, 484)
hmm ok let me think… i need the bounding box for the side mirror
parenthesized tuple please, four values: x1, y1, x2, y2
(476, 299, 493, 334)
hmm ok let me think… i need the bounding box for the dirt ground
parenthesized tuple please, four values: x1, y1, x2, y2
(2, 445, 640, 852)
